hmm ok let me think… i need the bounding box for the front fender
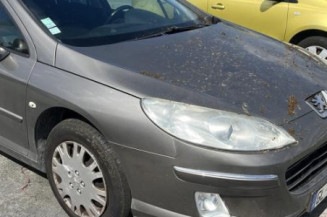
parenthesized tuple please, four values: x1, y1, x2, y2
(26, 62, 176, 166)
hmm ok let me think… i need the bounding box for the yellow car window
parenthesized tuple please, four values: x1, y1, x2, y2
(132, 0, 174, 18)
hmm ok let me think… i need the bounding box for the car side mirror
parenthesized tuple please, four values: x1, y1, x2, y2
(0, 47, 10, 62)
(13, 39, 28, 55)
(261, 0, 283, 11)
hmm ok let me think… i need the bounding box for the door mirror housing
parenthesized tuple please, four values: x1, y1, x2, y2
(0, 47, 10, 61)
(13, 39, 28, 55)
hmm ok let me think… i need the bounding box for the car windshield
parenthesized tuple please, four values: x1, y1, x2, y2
(21, 0, 206, 47)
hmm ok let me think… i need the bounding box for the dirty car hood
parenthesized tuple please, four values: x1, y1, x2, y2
(56, 22, 327, 125)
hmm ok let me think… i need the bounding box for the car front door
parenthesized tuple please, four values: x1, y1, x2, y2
(187, 0, 208, 11)
(0, 1, 36, 155)
(208, 0, 289, 40)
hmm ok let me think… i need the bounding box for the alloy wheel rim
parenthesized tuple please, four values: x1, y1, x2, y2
(306, 45, 327, 61)
(52, 141, 107, 217)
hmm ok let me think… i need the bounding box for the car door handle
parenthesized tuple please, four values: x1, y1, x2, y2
(211, 3, 225, 10)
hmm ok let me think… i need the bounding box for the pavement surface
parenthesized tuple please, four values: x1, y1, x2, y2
(0, 154, 67, 217)
(0, 154, 327, 217)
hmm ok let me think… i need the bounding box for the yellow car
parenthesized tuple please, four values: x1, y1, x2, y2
(187, 0, 327, 60)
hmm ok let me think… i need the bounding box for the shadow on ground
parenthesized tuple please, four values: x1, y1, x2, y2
(0, 154, 68, 217)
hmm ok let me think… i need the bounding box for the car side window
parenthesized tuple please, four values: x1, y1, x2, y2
(108, 0, 175, 19)
(58, 0, 104, 8)
(107, 0, 132, 9)
(0, 3, 29, 55)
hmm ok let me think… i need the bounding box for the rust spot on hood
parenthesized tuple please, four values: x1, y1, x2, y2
(288, 128, 295, 137)
(140, 71, 164, 80)
(288, 95, 298, 116)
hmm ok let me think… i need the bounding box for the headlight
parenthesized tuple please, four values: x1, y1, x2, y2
(141, 98, 297, 151)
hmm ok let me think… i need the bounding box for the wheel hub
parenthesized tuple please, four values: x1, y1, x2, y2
(306, 45, 327, 62)
(67, 170, 85, 194)
(52, 141, 107, 217)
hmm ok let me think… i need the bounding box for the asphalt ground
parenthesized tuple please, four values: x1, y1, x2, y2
(0, 154, 327, 217)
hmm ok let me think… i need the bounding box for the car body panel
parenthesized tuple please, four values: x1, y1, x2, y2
(0, 0, 37, 156)
(0, 52, 33, 153)
(56, 22, 327, 125)
(2, 1, 327, 217)
(26, 62, 177, 165)
(116, 110, 327, 217)
(285, 0, 327, 42)
(207, 0, 289, 40)
(186, 0, 208, 11)
(187, 0, 327, 43)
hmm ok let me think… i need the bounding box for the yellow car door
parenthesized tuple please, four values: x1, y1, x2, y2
(208, 0, 289, 40)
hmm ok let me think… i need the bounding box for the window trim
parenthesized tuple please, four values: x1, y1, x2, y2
(0, 1, 30, 58)
(17, 0, 59, 44)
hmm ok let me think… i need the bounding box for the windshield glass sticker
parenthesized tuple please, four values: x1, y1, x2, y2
(49, 27, 61, 35)
(41, 18, 61, 35)
(41, 17, 56, 28)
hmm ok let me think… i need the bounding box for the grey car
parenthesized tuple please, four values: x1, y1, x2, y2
(2, 0, 327, 217)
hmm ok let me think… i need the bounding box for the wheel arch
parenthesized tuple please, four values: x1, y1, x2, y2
(289, 29, 327, 45)
(34, 106, 101, 171)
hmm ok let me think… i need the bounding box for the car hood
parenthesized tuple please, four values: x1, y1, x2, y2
(55, 22, 327, 125)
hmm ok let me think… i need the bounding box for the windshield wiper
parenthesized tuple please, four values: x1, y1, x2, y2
(165, 24, 207, 34)
(135, 24, 206, 40)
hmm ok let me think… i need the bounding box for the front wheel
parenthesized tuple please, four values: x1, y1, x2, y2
(297, 36, 327, 61)
(45, 119, 131, 217)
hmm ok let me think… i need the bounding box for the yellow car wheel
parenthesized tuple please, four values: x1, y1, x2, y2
(298, 36, 327, 61)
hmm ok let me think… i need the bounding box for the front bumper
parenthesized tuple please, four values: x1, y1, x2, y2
(114, 111, 327, 217)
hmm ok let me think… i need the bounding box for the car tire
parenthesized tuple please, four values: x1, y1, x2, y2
(297, 36, 327, 61)
(45, 119, 131, 217)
